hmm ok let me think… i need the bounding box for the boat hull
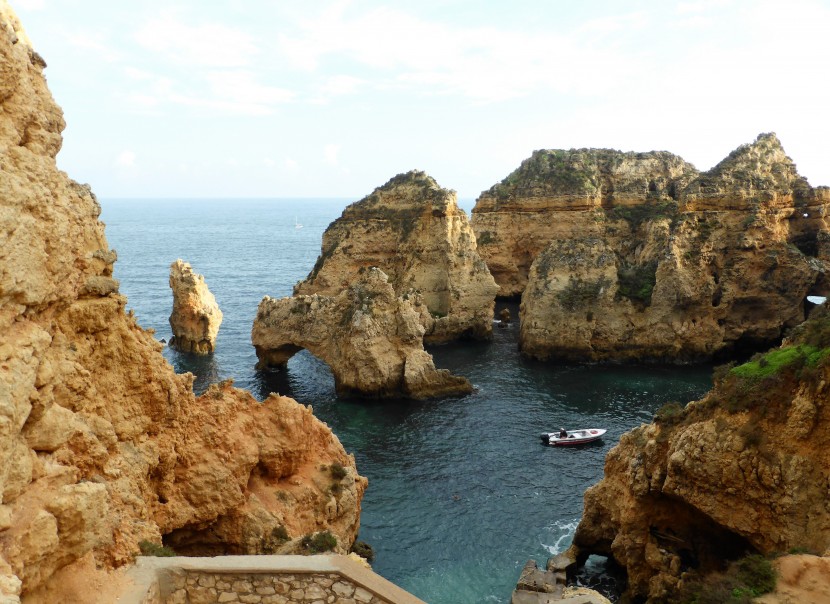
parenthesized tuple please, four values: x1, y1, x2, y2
(540, 429, 606, 446)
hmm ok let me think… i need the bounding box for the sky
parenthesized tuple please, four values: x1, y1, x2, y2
(10, 0, 830, 199)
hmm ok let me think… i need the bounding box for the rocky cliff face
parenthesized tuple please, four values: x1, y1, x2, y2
(474, 134, 830, 362)
(295, 171, 499, 343)
(472, 149, 699, 298)
(253, 267, 473, 399)
(0, 4, 365, 599)
(572, 307, 830, 601)
(168, 259, 223, 354)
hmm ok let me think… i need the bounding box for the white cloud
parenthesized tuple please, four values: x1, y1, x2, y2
(324, 144, 340, 166)
(116, 150, 136, 167)
(277, 5, 642, 102)
(133, 12, 259, 67)
(284, 158, 299, 171)
(13, 0, 45, 10)
(263, 158, 276, 167)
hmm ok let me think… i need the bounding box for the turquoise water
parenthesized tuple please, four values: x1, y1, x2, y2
(100, 199, 712, 603)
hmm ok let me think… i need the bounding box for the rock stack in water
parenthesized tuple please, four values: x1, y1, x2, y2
(0, 3, 365, 600)
(473, 134, 830, 363)
(253, 267, 473, 399)
(295, 170, 499, 343)
(168, 259, 222, 353)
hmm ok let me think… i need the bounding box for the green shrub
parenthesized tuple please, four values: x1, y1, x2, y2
(730, 345, 829, 380)
(138, 540, 176, 557)
(300, 531, 337, 554)
(654, 402, 685, 425)
(617, 261, 658, 305)
(350, 540, 375, 562)
(679, 553, 776, 603)
(329, 462, 348, 480)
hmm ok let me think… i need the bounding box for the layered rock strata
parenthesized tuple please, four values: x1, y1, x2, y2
(0, 4, 365, 599)
(168, 259, 223, 354)
(295, 170, 499, 343)
(473, 134, 830, 362)
(253, 267, 473, 399)
(572, 307, 830, 601)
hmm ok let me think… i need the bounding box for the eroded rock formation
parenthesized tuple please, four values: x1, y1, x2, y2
(0, 4, 365, 600)
(253, 267, 473, 399)
(572, 308, 830, 601)
(473, 134, 830, 362)
(168, 259, 223, 354)
(295, 170, 499, 343)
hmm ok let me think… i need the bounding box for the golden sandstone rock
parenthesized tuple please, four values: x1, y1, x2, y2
(253, 267, 472, 399)
(572, 307, 830, 601)
(474, 134, 830, 363)
(295, 170, 499, 343)
(0, 3, 365, 599)
(168, 259, 223, 354)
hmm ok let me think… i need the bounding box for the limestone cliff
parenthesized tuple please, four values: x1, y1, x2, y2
(472, 148, 699, 298)
(168, 259, 223, 354)
(295, 171, 499, 343)
(572, 307, 830, 601)
(0, 3, 365, 600)
(253, 267, 473, 399)
(474, 134, 830, 362)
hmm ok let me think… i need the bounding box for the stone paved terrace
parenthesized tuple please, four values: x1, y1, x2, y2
(120, 555, 427, 604)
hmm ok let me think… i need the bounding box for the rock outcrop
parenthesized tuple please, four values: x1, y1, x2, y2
(473, 134, 830, 362)
(295, 170, 499, 343)
(0, 3, 365, 599)
(253, 267, 473, 399)
(168, 259, 223, 354)
(572, 307, 830, 601)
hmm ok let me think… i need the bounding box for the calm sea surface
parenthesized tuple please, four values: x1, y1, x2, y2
(100, 198, 712, 604)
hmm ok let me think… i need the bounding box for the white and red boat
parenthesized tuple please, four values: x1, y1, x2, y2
(540, 429, 607, 446)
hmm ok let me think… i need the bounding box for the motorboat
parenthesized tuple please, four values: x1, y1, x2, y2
(540, 428, 607, 446)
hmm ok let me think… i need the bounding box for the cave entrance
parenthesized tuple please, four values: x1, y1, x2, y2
(805, 294, 827, 320)
(574, 555, 627, 602)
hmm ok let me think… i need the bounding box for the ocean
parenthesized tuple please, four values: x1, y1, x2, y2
(100, 198, 712, 603)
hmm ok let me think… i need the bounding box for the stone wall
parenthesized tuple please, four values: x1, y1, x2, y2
(122, 555, 425, 604)
(169, 571, 386, 604)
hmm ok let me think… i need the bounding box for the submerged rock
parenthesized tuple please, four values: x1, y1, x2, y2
(296, 170, 499, 343)
(253, 267, 472, 399)
(0, 2, 365, 597)
(474, 134, 830, 362)
(168, 259, 222, 354)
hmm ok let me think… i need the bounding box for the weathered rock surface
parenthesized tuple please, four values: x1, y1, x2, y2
(168, 259, 222, 354)
(572, 308, 830, 601)
(472, 149, 699, 298)
(473, 134, 830, 362)
(295, 170, 499, 343)
(253, 267, 473, 399)
(0, 3, 365, 599)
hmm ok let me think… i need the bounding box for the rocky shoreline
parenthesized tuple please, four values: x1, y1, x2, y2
(4, 0, 830, 601)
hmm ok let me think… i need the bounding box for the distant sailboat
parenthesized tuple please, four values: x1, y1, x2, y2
(295, 216, 303, 229)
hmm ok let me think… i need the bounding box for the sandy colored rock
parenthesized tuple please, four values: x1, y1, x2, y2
(474, 134, 830, 362)
(0, 2, 365, 597)
(295, 170, 498, 343)
(253, 267, 472, 399)
(756, 554, 830, 604)
(573, 307, 830, 601)
(472, 148, 698, 298)
(168, 259, 222, 354)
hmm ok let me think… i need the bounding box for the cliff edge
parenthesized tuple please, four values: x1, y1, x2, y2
(474, 134, 830, 362)
(0, 3, 365, 600)
(296, 170, 499, 343)
(572, 306, 830, 601)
